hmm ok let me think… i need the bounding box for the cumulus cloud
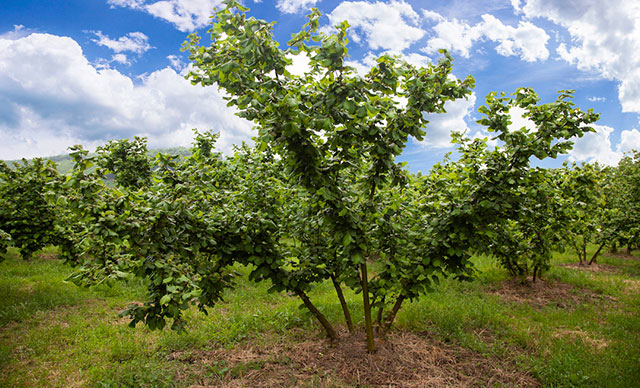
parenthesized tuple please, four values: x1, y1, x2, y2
(108, 0, 222, 32)
(0, 33, 253, 160)
(276, 0, 319, 14)
(568, 124, 622, 166)
(286, 52, 312, 76)
(619, 128, 640, 154)
(325, 1, 425, 53)
(419, 93, 477, 148)
(90, 31, 153, 54)
(507, 106, 536, 132)
(423, 12, 549, 62)
(513, 0, 640, 115)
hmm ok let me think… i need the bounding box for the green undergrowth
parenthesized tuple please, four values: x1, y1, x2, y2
(1, 247, 639, 387)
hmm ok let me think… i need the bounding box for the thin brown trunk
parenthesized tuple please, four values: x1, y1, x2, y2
(330, 273, 354, 333)
(571, 240, 583, 264)
(360, 262, 375, 353)
(294, 287, 337, 341)
(610, 241, 617, 253)
(376, 307, 384, 328)
(383, 294, 406, 332)
(532, 266, 538, 283)
(588, 240, 607, 265)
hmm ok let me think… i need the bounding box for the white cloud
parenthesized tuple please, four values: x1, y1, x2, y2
(325, 1, 424, 53)
(508, 106, 536, 132)
(424, 18, 475, 57)
(568, 124, 622, 166)
(399, 52, 432, 68)
(90, 31, 153, 54)
(619, 128, 640, 154)
(345, 59, 370, 76)
(513, 0, 640, 114)
(167, 54, 187, 73)
(286, 52, 312, 76)
(112, 53, 130, 64)
(0, 25, 35, 40)
(587, 96, 606, 103)
(422, 10, 445, 23)
(0, 33, 253, 160)
(423, 12, 549, 62)
(107, 0, 222, 32)
(420, 93, 477, 148)
(276, 0, 319, 14)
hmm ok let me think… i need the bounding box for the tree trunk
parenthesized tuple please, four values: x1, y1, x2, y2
(294, 288, 337, 341)
(360, 262, 375, 353)
(376, 306, 384, 328)
(588, 240, 607, 265)
(383, 294, 405, 332)
(571, 240, 584, 264)
(330, 273, 354, 333)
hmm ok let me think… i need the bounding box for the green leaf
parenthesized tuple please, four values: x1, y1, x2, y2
(160, 294, 172, 306)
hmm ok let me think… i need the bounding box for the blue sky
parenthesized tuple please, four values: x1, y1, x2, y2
(1, 0, 639, 172)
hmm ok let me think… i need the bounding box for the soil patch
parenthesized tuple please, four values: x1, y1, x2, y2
(604, 252, 640, 261)
(36, 252, 59, 261)
(488, 277, 614, 309)
(184, 329, 539, 388)
(557, 263, 620, 274)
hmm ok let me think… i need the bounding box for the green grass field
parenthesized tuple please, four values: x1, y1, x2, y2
(1, 246, 639, 387)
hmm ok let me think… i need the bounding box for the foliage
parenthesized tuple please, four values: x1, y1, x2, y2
(556, 162, 608, 264)
(0, 158, 65, 259)
(414, 88, 598, 283)
(482, 168, 567, 281)
(607, 151, 640, 253)
(96, 136, 153, 189)
(180, 0, 598, 351)
(184, 0, 477, 351)
(0, 229, 10, 262)
(41, 0, 601, 358)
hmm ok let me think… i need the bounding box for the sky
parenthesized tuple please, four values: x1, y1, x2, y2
(1, 0, 640, 172)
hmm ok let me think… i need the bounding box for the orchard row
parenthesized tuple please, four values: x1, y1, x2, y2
(1, 0, 638, 354)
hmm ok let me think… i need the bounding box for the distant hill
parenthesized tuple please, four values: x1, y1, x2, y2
(3, 147, 192, 175)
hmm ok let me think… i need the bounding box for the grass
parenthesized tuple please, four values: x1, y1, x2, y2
(0, 246, 639, 387)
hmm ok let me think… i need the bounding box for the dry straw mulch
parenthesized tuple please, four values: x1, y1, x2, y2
(184, 328, 539, 388)
(488, 277, 615, 309)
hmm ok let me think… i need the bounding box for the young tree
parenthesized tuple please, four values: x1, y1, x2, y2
(557, 162, 609, 265)
(0, 158, 65, 259)
(61, 1, 598, 356)
(183, 1, 598, 350)
(96, 136, 153, 189)
(184, 0, 476, 352)
(612, 152, 640, 254)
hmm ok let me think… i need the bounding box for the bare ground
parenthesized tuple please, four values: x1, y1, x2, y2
(181, 328, 539, 388)
(557, 262, 620, 274)
(488, 277, 615, 309)
(604, 252, 640, 261)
